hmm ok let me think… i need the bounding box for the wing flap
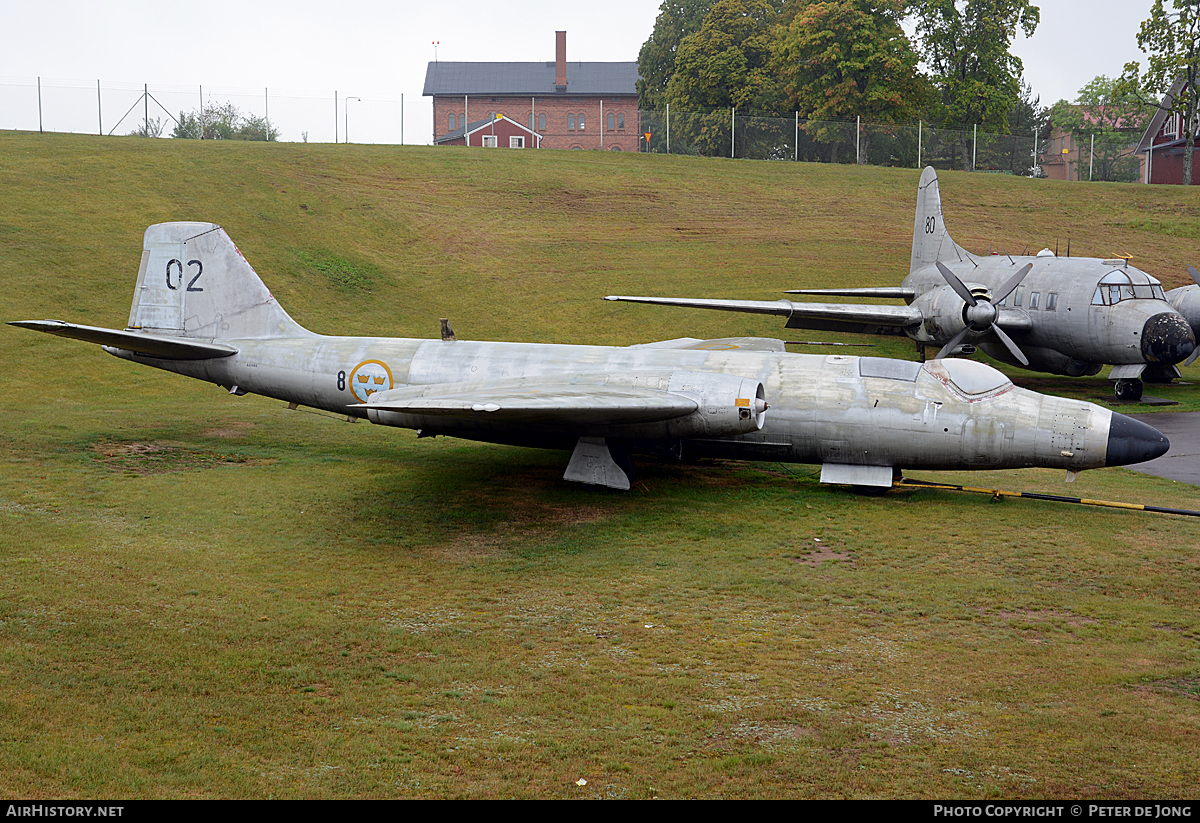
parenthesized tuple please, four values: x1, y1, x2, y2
(9, 320, 238, 359)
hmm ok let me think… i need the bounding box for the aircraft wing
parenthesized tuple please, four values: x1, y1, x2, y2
(604, 296, 923, 336)
(8, 320, 238, 359)
(785, 287, 916, 299)
(630, 336, 787, 352)
(355, 380, 699, 426)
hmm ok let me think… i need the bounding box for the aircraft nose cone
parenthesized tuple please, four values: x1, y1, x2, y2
(1141, 312, 1196, 363)
(1106, 412, 1169, 467)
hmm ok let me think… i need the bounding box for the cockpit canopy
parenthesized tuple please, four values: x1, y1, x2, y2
(860, 356, 1013, 398)
(1091, 270, 1167, 306)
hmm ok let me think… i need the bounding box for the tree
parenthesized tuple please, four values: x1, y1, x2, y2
(637, 0, 718, 111)
(665, 0, 785, 155)
(910, 0, 1040, 131)
(1049, 75, 1150, 182)
(172, 102, 280, 141)
(774, 0, 929, 123)
(1123, 0, 1200, 185)
(126, 117, 164, 138)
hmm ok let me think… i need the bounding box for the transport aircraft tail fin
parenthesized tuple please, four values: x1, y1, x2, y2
(911, 167, 972, 274)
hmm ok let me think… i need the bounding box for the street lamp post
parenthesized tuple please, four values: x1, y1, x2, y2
(345, 96, 361, 143)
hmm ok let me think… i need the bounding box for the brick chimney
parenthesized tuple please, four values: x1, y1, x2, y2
(555, 31, 567, 91)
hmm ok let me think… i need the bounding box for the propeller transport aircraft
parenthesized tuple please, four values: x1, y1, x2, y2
(11, 222, 1169, 491)
(608, 167, 1196, 401)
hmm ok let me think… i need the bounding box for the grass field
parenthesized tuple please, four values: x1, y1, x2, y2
(2, 132, 1199, 798)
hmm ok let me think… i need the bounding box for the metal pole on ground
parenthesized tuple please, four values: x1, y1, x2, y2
(38, 77, 42, 133)
(918, 120, 922, 168)
(795, 111, 798, 161)
(1090, 133, 1094, 181)
(731, 108, 735, 158)
(856, 115, 860, 165)
(666, 103, 670, 154)
(973, 124, 977, 171)
(97, 80, 102, 135)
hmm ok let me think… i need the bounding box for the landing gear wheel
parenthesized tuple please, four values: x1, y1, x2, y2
(1114, 379, 1143, 401)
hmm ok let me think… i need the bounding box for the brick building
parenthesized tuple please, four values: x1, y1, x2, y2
(1136, 77, 1200, 184)
(423, 32, 640, 151)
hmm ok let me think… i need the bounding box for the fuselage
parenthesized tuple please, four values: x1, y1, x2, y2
(904, 255, 1195, 374)
(105, 334, 1158, 473)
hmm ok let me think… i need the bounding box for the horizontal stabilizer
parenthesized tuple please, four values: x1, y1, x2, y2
(785, 287, 916, 299)
(355, 380, 699, 426)
(9, 320, 237, 360)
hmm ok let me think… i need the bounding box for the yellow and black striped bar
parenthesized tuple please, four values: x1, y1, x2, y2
(894, 478, 1200, 518)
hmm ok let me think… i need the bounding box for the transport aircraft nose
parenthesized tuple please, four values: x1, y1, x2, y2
(1106, 413, 1169, 466)
(1141, 312, 1196, 363)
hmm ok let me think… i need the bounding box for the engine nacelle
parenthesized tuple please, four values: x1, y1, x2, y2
(910, 284, 983, 345)
(658, 370, 767, 438)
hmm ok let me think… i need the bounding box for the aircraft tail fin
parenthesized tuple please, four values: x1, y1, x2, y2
(128, 222, 310, 340)
(911, 167, 971, 273)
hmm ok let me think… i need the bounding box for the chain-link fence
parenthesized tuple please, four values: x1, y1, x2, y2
(2, 77, 1049, 175)
(1, 77, 426, 145)
(639, 107, 1043, 175)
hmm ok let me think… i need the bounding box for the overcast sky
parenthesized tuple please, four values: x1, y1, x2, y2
(0, 1, 1159, 144)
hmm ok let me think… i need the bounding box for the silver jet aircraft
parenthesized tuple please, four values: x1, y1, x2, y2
(607, 167, 1196, 401)
(10, 223, 1168, 490)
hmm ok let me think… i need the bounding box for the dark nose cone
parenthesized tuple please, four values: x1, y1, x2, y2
(1106, 412, 1169, 467)
(1141, 312, 1196, 363)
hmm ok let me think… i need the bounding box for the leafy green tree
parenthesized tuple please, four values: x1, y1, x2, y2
(774, 0, 928, 123)
(637, 0, 717, 111)
(1049, 75, 1149, 182)
(665, 0, 785, 155)
(172, 102, 279, 141)
(910, 0, 1040, 131)
(1122, 0, 1200, 185)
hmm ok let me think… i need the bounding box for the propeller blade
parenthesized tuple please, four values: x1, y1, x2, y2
(993, 263, 1034, 304)
(935, 323, 975, 360)
(936, 261, 977, 307)
(990, 323, 1030, 366)
(1186, 346, 1200, 367)
(1187, 265, 1200, 288)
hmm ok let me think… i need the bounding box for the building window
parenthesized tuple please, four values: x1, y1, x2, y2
(568, 114, 576, 130)
(482, 135, 498, 148)
(539, 113, 546, 131)
(510, 136, 524, 148)
(578, 113, 585, 131)
(607, 112, 615, 131)
(449, 113, 456, 131)
(617, 112, 625, 130)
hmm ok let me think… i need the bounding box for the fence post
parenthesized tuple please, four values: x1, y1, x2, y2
(731, 107, 735, 159)
(335, 91, 338, 143)
(38, 77, 42, 134)
(666, 103, 670, 154)
(918, 120, 922, 168)
(401, 93, 405, 145)
(856, 115, 860, 165)
(795, 111, 798, 162)
(144, 84, 149, 136)
(97, 80, 102, 135)
(973, 124, 977, 171)
(1089, 133, 1094, 181)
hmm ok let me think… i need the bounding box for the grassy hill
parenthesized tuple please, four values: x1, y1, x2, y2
(2, 132, 1199, 798)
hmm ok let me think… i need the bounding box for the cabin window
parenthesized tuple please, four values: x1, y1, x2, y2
(1029, 292, 1039, 310)
(510, 136, 524, 148)
(1013, 288, 1023, 307)
(860, 358, 921, 382)
(1046, 293, 1058, 311)
(482, 135, 498, 148)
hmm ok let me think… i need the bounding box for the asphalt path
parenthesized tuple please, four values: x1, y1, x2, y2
(1128, 412, 1200, 486)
